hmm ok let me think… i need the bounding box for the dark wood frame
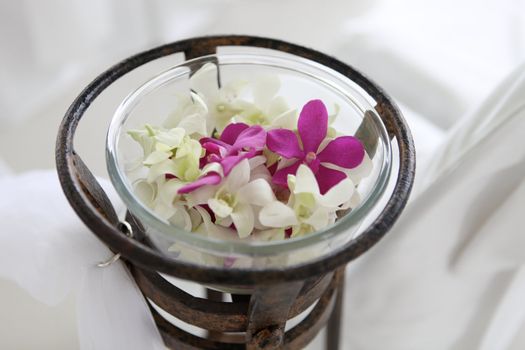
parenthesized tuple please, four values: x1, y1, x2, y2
(55, 35, 415, 349)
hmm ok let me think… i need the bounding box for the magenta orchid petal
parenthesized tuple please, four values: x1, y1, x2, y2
(177, 172, 222, 194)
(272, 160, 301, 187)
(306, 158, 321, 174)
(208, 154, 222, 163)
(200, 137, 229, 148)
(267, 129, 304, 159)
(315, 165, 347, 195)
(317, 136, 365, 169)
(220, 122, 249, 144)
(230, 125, 267, 152)
(220, 150, 257, 176)
(297, 99, 328, 153)
(201, 141, 226, 155)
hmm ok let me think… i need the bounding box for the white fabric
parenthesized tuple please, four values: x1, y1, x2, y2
(0, 158, 12, 178)
(0, 172, 165, 350)
(338, 0, 525, 130)
(343, 63, 525, 349)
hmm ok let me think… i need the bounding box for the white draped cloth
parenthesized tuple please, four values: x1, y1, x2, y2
(344, 64, 525, 350)
(0, 173, 164, 350)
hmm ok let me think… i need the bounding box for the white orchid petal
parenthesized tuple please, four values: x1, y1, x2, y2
(346, 151, 373, 184)
(158, 180, 184, 207)
(190, 63, 219, 99)
(250, 164, 272, 182)
(133, 180, 156, 206)
(252, 206, 266, 230)
(162, 93, 192, 129)
(185, 184, 219, 207)
(177, 113, 208, 136)
(252, 228, 286, 241)
(216, 215, 233, 228)
(231, 203, 255, 238)
(220, 80, 247, 106)
(195, 207, 236, 240)
(271, 109, 298, 129)
(236, 179, 276, 206)
(153, 201, 176, 220)
(143, 151, 169, 166)
(225, 159, 250, 191)
(175, 138, 202, 160)
(253, 74, 280, 107)
(146, 160, 177, 183)
(155, 143, 171, 153)
(190, 91, 209, 112)
(168, 206, 192, 231)
(304, 208, 330, 230)
(248, 155, 267, 169)
(202, 162, 223, 176)
(124, 157, 144, 173)
(294, 165, 320, 195)
(267, 96, 289, 117)
(208, 198, 233, 218)
(320, 178, 355, 208)
(340, 191, 361, 210)
(188, 207, 203, 230)
(295, 192, 316, 209)
(328, 103, 340, 125)
(259, 201, 298, 228)
(155, 128, 185, 148)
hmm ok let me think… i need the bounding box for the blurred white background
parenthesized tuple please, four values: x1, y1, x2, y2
(1, 0, 524, 349)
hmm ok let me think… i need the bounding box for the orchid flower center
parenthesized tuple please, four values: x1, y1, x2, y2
(246, 112, 267, 125)
(216, 104, 226, 112)
(305, 151, 317, 163)
(297, 204, 313, 220)
(217, 189, 236, 208)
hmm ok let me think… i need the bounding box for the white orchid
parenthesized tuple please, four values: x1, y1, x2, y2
(236, 74, 297, 129)
(128, 125, 203, 184)
(190, 63, 298, 132)
(202, 159, 280, 238)
(132, 176, 193, 230)
(162, 92, 208, 138)
(259, 164, 355, 237)
(190, 63, 248, 133)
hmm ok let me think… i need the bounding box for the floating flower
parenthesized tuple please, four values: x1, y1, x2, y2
(236, 74, 297, 129)
(260, 164, 355, 237)
(190, 63, 247, 133)
(200, 122, 267, 175)
(162, 92, 208, 137)
(127, 125, 203, 183)
(267, 99, 365, 194)
(176, 122, 267, 195)
(203, 159, 277, 238)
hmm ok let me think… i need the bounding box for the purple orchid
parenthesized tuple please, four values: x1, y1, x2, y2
(178, 123, 266, 194)
(267, 99, 364, 194)
(201, 123, 266, 175)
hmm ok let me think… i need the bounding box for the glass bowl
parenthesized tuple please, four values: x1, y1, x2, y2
(106, 52, 392, 275)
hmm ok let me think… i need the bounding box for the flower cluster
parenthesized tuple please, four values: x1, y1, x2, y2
(127, 64, 370, 241)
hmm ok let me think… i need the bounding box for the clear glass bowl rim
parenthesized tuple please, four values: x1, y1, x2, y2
(106, 52, 392, 256)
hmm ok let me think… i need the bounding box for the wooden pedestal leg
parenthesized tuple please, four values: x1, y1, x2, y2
(325, 267, 345, 350)
(246, 281, 304, 350)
